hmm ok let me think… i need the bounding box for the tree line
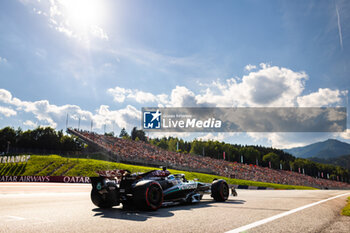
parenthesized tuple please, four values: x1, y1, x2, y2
(0, 126, 83, 153)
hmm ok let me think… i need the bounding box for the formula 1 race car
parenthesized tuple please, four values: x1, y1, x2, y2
(90, 167, 236, 210)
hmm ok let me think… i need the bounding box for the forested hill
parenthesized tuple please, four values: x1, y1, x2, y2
(310, 154, 350, 170)
(283, 139, 350, 159)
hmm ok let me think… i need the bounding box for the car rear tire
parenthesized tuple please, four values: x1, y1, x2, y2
(133, 181, 163, 210)
(91, 189, 113, 208)
(211, 179, 229, 202)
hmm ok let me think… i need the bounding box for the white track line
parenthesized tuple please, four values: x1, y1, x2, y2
(5, 215, 26, 221)
(0, 185, 89, 188)
(226, 192, 350, 233)
(0, 192, 88, 197)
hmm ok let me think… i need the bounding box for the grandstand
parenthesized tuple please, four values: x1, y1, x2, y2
(68, 128, 350, 189)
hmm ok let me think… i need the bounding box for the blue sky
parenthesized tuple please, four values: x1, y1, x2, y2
(0, 0, 349, 148)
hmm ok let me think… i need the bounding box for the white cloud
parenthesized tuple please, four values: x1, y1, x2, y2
(107, 86, 169, 104)
(108, 85, 203, 107)
(296, 88, 346, 107)
(0, 106, 16, 117)
(242, 64, 307, 106)
(244, 64, 256, 71)
(0, 89, 12, 103)
(108, 64, 346, 110)
(128, 91, 158, 103)
(169, 86, 197, 107)
(107, 87, 128, 103)
(23, 120, 37, 128)
(193, 64, 308, 107)
(108, 64, 311, 108)
(0, 88, 140, 131)
(93, 104, 140, 129)
(338, 129, 350, 140)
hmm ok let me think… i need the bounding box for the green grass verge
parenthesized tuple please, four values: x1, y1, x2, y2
(0, 155, 317, 190)
(341, 196, 350, 216)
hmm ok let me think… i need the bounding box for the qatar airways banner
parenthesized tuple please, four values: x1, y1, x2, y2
(0, 175, 90, 183)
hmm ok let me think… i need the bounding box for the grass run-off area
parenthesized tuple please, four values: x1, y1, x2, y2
(0, 155, 317, 190)
(341, 196, 350, 216)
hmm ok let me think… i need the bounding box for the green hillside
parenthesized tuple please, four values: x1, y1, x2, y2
(0, 155, 316, 190)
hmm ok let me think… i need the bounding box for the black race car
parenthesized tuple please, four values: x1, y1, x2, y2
(90, 167, 236, 210)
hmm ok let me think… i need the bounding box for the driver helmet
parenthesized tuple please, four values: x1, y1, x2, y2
(167, 175, 175, 180)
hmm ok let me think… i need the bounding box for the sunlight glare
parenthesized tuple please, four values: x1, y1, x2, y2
(60, 0, 105, 30)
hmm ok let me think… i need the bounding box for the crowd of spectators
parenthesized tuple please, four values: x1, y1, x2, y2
(72, 129, 350, 189)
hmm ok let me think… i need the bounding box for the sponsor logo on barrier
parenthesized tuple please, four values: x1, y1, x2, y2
(0, 155, 31, 164)
(0, 176, 50, 182)
(0, 175, 90, 183)
(63, 176, 90, 183)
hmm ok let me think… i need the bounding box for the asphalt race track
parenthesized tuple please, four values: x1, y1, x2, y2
(1, 183, 349, 233)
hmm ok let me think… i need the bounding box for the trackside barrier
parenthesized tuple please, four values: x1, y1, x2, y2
(0, 175, 273, 189)
(232, 184, 274, 190)
(0, 175, 90, 183)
